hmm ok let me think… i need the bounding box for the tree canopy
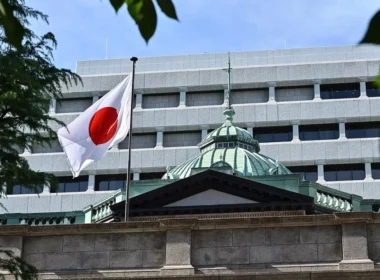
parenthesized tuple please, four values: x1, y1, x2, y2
(0, 0, 79, 197)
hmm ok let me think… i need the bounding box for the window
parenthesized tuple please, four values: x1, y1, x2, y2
(253, 126, 292, 143)
(366, 82, 379, 98)
(54, 176, 88, 192)
(7, 184, 43, 195)
(163, 131, 202, 147)
(288, 166, 318, 181)
(216, 142, 235, 148)
(324, 164, 365, 181)
(56, 97, 92, 113)
(372, 163, 380, 179)
(95, 174, 127, 191)
(142, 93, 180, 109)
(320, 83, 360, 100)
(238, 143, 254, 152)
(140, 172, 165, 180)
(299, 124, 339, 141)
(346, 122, 380, 139)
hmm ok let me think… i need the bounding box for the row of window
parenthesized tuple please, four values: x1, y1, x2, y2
(7, 162, 380, 195)
(56, 82, 379, 113)
(7, 172, 165, 194)
(21, 121, 380, 155)
(255, 122, 380, 143)
(289, 163, 380, 182)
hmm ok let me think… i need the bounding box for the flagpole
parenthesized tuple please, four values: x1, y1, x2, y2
(125, 56, 138, 223)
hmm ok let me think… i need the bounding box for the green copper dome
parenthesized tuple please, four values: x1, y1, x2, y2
(198, 109, 260, 153)
(163, 147, 291, 179)
(162, 108, 291, 180)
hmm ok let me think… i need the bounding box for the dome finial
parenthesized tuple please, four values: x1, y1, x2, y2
(223, 108, 235, 126)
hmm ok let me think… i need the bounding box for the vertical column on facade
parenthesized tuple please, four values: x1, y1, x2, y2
(339, 119, 347, 139)
(133, 173, 140, 181)
(179, 91, 186, 108)
(292, 121, 300, 142)
(246, 127, 253, 136)
(86, 173, 96, 192)
(365, 163, 373, 181)
(314, 83, 321, 100)
(317, 164, 324, 182)
(360, 81, 367, 98)
(49, 98, 56, 114)
(135, 93, 143, 109)
(92, 96, 100, 104)
(161, 229, 194, 276)
(156, 131, 163, 148)
(339, 222, 374, 270)
(21, 141, 32, 155)
(201, 128, 208, 141)
(268, 85, 276, 103)
(42, 184, 50, 194)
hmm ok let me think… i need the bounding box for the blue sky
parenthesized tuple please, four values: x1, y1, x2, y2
(26, 0, 380, 70)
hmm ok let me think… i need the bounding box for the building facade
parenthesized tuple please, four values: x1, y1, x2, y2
(1, 45, 380, 216)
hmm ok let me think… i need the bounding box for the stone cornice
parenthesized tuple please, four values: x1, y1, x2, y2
(0, 212, 379, 236)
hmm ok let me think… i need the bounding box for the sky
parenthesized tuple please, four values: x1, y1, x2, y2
(25, 0, 380, 70)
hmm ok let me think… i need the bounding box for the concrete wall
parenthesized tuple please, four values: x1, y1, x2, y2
(75, 45, 380, 75)
(0, 212, 378, 278)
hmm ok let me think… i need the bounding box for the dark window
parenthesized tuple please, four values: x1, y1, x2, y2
(346, 122, 380, 139)
(253, 126, 292, 143)
(299, 124, 339, 141)
(95, 174, 128, 191)
(140, 172, 165, 180)
(324, 164, 365, 181)
(7, 184, 43, 195)
(320, 83, 360, 100)
(54, 176, 88, 193)
(288, 166, 318, 181)
(366, 82, 379, 98)
(372, 163, 380, 179)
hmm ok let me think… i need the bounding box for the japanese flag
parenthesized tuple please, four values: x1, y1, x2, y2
(58, 76, 132, 177)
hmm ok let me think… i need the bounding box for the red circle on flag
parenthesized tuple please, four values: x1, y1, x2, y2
(88, 107, 118, 145)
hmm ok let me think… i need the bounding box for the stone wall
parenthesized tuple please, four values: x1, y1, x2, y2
(192, 226, 342, 266)
(22, 232, 166, 271)
(0, 212, 379, 278)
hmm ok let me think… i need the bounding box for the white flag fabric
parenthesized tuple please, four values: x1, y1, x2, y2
(58, 76, 132, 177)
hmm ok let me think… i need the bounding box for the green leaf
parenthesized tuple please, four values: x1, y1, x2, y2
(109, 0, 125, 12)
(0, 0, 24, 49)
(156, 0, 178, 20)
(360, 10, 380, 44)
(126, 0, 157, 43)
(374, 75, 380, 88)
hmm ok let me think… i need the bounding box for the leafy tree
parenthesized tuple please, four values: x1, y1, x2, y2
(0, 0, 79, 197)
(0, 250, 38, 280)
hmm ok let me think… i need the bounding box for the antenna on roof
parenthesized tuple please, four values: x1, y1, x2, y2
(222, 52, 233, 110)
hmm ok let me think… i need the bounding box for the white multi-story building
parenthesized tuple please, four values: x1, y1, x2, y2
(2, 44, 380, 215)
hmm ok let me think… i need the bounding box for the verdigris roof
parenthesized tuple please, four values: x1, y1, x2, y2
(198, 109, 260, 153)
(162, 147, 291, 179)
